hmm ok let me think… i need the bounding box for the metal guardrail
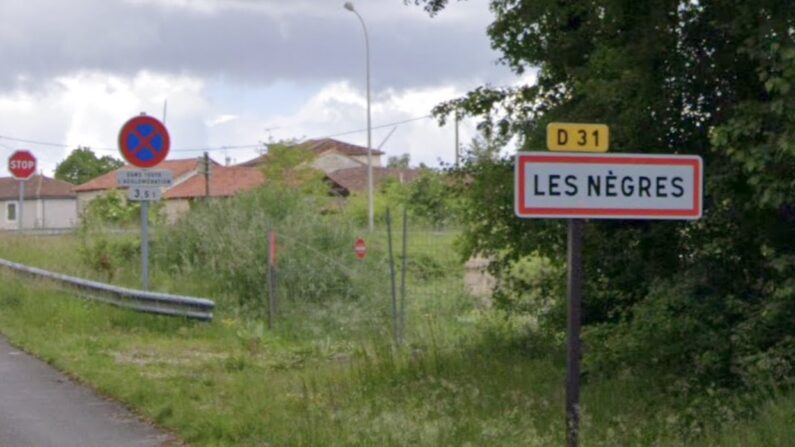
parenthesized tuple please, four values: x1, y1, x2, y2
(0, 258, 214, 321)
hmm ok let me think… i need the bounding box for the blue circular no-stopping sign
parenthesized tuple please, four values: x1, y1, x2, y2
(118, 115, 170, 168)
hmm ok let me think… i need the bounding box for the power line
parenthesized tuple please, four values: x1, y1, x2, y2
(320, 115, 432, 139)
(170, 143, 264, 153)
(0, 114, 435, 155)
(0, 134, 70, 148)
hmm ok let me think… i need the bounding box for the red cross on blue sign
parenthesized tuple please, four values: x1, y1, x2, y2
(118, 115, 170, 168)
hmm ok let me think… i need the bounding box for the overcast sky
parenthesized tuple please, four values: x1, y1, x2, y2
(0, 0, 526, 177)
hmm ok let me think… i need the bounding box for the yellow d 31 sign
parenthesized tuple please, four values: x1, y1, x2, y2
(547, 122, 609, 152)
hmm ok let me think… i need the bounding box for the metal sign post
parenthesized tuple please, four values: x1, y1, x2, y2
(141, 201, 149, 290)
(565, 218, 584, 447)
(18, 180, 24, 231)
(515, 123, 703, 447)
(118, 170, 171, 291)
(119, 171, 171, 291)
(117, 113, 171, 291)
(8, 150, 37, 231)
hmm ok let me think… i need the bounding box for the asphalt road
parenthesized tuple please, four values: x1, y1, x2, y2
(0, 335, 180, 447)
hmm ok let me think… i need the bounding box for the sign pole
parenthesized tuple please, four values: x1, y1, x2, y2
(566, 218, 584, 447)
(514, 122, 704, 446)
(117, 113, 171, 292)
(8, 150, 37, 231)
(141, 201, 149, 290)
(18, 180, 24, 231)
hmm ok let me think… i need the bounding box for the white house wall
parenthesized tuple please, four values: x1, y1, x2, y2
(351, 154, 382, 167)
(0, 199, 78, 230)
(77, 190, 106, 215)
(1, 200, 17, 231)
(310, 152, 363, 174)
(40, 199, 79, 229)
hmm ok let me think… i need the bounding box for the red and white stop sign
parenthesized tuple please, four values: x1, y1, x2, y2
(8, 150, 37, 180)
(354, 238, 367, 260)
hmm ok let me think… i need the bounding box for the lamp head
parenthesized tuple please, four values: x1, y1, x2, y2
(344, 2, 355, 12)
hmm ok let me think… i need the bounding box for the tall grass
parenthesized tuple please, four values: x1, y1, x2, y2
(1, 189, 792, 446)
(154, 187, 392, 328)
(2, 269, 792, 446)
(0, 230, 793, 445)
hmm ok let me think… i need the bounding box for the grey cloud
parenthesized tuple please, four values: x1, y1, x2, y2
(0, 0, 512, 91)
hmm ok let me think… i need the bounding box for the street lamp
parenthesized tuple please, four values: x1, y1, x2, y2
(344, 1, 374, 232)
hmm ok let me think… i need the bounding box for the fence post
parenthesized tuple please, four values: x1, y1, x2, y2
(400, 207, 408, 343)
(386, 208, 399, 345)
(267, 229, 277, 329)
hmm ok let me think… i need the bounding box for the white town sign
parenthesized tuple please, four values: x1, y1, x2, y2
(514, 152, 703, 220)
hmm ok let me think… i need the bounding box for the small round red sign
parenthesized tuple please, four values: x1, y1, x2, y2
(8, 150, 37, 180)
(354, 238, 366, 260)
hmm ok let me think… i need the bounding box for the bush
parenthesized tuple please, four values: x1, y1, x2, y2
(342, 171, 462, 229)
(155, 187, 388, 313)
(82, 189, 162, 228)
(78, 231, 139, 281)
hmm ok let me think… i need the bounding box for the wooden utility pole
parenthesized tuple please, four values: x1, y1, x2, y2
(204, 152, 210, 201)
(454, 114, 460, 167)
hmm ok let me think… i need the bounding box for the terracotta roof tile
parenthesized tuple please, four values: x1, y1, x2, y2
(302, 138, 385, 157)
(0, 175, 75, 200)
(238, 138, 384, 167)
(163, 166, 265, 199)
(74, 158, 217, 192)
(326, 167, 421, 194)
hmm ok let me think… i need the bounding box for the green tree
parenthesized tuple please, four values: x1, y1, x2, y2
(387, 153, 411, 168)
(414, 0, 795, 392)
(260, 141, 328, 197)
(463, 136, 500, 163)
(404, 171, 461, 228)
(55, 147, 123, 185)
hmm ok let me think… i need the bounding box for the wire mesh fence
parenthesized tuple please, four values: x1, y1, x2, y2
(265, 207, 485, 345)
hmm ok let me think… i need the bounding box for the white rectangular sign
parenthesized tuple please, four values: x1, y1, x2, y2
(117, 170, 173, 187)
(515, 152, 703, 220)
(127, 186, 162, 202)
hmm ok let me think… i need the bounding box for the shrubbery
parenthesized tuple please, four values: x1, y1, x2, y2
(343, 170, 462, 229)
(81, 189, 162, 228)
(78, 233, 139, 281)
(154, 186, 388, 313)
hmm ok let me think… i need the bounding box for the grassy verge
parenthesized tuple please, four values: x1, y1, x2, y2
(0, 233, 792, 446)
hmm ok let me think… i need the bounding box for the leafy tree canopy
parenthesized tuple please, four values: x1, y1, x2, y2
(260, 141, 330, 197)
(412, 0, 795, 393)
(387, 153, 411, 168)
(55, 147, 123, 185)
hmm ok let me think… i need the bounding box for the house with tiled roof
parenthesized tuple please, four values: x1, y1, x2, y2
(162, 166, 265, 222)
(73, 158, 220, 214)
(239, 138, 385, 173)
(326, 166, 422, 196)
(0, 175, 77, 231)
(238, 138, 421, 195)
